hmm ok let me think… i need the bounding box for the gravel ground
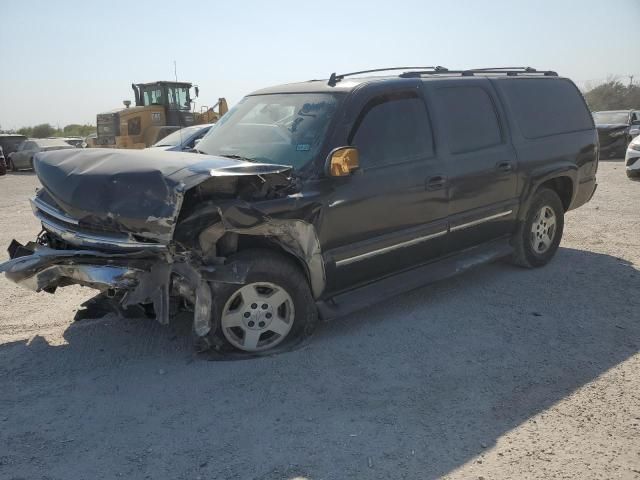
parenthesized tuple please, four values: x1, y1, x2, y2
(0, 161, 639, 480)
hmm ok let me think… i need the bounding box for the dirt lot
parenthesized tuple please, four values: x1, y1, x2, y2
(0, 161, 639, 480)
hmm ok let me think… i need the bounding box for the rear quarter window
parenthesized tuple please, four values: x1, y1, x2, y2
(497, 78, 593, 139)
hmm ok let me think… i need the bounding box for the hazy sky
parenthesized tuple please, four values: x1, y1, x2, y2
(1, 0, 639, 129)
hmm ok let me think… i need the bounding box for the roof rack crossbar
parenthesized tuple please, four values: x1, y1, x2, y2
(328, 66, 449, 86)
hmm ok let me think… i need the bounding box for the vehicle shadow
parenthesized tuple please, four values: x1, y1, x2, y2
(0, 247, 638, 479)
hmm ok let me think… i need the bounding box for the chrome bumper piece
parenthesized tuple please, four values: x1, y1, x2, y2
(30, 196, 166, 251)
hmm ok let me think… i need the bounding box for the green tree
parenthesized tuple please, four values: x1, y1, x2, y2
(17, 126, 33, 137)
(63, 124, 96, 137)
(583, 80, 640, 111)
(31, 123, 56, 138)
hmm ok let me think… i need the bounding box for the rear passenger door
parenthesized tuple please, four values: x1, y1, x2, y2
(424, 78, 518, 252)
(321, 82, 448, 293)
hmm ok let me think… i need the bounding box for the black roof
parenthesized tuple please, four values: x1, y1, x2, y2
(249, 67, 562, 96)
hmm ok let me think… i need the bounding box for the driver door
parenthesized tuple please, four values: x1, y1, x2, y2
(319, 82, 449, 293)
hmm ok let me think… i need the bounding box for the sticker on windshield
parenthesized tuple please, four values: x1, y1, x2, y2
(296, 144, 310, 151)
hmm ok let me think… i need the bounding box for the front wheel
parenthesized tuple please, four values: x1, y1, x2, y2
(202, 249, 317, 353)
(511, 188, 565, 268)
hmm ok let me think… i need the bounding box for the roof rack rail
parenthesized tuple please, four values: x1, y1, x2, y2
(400, 66, 558, 78)
(327, 66, 449, 86)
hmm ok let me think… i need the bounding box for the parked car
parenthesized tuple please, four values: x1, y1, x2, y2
(57, 137, 86, 148)
(0, 134, 27, 162)
(625, 135, 640, 178)
(8, 138, 75, 170)
(147, 123, 215, 151)
(592, 110, 640, 158)
(85, 133, 98, 148)
(0, 146, 6, 176)
(0, 67, 598, 354)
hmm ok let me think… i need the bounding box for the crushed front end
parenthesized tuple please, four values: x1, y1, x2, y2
(0, 148, 296, 337)
(0, 193, 242, 336)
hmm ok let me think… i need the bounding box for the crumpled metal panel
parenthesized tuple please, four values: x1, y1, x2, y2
(34, 148, 292, 243)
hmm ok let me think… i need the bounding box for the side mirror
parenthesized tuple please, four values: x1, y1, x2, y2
(327, 146, 359, 177)
(194, 86, 200, 98)
(193, 138, 202, 148)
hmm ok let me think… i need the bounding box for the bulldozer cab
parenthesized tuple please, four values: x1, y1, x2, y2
(133, 81, 193, 110)
(132, 81, 196, 129)
(95, 80, 225, 149)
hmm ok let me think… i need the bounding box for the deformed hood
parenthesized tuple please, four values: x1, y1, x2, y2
(34, 148, 292, 243)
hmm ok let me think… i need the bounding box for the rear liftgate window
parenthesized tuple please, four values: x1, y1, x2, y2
(349, 92, 434, 167)
(435, 86, 502, 154)
(498, 78, 593, 139)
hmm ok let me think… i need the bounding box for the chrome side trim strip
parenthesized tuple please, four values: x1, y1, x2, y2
(335, 230, 447, 267)
(450, 210, 513, 232)
(30, 197, 79, 225)
(335, 210, 513, 267)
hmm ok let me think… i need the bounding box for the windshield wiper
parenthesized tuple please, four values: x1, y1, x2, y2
(218, 154, 257, 163)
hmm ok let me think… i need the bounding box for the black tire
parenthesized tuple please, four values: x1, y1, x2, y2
(511, 188, 564, 268)
(199, 249, 317, 354)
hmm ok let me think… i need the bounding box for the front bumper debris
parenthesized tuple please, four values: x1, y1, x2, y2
(0, 240, 249, 336)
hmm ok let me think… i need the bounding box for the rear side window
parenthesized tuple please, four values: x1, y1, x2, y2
(498, 79, 593, 139)
(435, 86, 502, 154)
(349, 92, 434, 167)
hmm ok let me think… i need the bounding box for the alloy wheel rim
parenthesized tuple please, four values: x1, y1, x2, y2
(220, 282, 295, 352)
(530, 205, 557, 254)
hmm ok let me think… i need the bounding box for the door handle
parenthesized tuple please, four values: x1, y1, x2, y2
(426, 175, 447, 191)
(496, 161, 513, 172)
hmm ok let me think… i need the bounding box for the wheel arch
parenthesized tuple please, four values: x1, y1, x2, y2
(519, 165, 577, 221)
(234, 235, 316, 294)
(538, 175, 574, 211)
(197, 218, 326, 299)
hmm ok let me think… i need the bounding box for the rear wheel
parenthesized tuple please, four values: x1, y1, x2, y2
(511, 188, 564, 268)
(201, 249, 317, 353)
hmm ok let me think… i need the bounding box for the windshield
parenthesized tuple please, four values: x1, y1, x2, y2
(196, 93, 339, 169)
(153, 125, 207, 147)
(593, 112, 629, 125)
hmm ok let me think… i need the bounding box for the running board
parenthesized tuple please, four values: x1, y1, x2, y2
(316, 237, 513, 321)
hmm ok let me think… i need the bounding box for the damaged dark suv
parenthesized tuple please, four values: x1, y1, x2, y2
(0, 67, 598, 354)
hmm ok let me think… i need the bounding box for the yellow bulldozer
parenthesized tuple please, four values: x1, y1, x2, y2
(95, 81, 228, 149)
